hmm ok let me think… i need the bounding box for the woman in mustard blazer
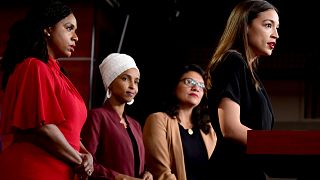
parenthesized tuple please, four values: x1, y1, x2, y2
(143, 64, 217, 180)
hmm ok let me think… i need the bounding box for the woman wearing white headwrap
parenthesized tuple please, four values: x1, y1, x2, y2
(81, 53, 153, 180)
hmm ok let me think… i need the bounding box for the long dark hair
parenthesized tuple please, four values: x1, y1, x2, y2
(164, 64, 211, 134)
(0, 0, 72, 90)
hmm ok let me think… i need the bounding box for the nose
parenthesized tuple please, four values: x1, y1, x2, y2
(191, 85, 201, 92)
(128, 80, 137, 89)
(271, 28, 279, 39)
(72, 32, 79, 42)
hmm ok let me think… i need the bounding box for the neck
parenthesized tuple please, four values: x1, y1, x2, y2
(107, 99, 128, 128)
(108, 98, 125, 118)
(177, 108, 193, 129)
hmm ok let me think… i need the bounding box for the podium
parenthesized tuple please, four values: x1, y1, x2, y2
(247, 130, 320, 179)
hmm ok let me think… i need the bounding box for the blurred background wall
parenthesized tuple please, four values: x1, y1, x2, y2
(1, 0, 320, 130)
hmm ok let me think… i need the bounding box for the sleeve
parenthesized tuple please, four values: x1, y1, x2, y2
(143, 113, 177, 180)
(81, 110, 101, 158)
(5, 58, 65, 130)
(211, 52, 247, 105)
(81, 110, 119, 179)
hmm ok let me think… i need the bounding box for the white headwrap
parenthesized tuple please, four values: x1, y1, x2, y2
(99, 53, 139, 103)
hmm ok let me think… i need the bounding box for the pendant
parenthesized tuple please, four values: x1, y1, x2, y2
(188, 129, 193, 135)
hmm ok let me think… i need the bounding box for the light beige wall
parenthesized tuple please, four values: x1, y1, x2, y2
(264, 80, 320, 130)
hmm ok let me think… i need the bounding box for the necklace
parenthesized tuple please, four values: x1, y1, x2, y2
(176, 116, 193, 135)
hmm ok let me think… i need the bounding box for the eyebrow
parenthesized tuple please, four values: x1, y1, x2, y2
(264, 18, 279, 26)
(122, 73, 140, 79)
(183, 77, 204, 82)
(65, 23, 76, 28)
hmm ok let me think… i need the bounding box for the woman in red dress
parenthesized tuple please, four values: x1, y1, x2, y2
(0, 1, 93, 179)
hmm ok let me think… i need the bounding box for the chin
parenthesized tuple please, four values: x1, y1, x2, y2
(187, 101, 200, 107)
(261, 51, 272, 56)
(267, 49, 274, 55)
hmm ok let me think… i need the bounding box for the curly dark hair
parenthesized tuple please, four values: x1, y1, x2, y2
(164, 64, 211, 134)
(0, 0, 72, 90)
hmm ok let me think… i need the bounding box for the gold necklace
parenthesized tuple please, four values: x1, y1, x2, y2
(177, 116, 193, 135)
(188, 129, 194, 135)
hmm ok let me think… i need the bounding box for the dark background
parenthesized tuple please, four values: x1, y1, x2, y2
(1, 0, 319, 123)
(93, 0, 319, 122)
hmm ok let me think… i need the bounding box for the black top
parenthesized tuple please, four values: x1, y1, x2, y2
(125, 117, 140, 177)
(179, 124, 210, 180)
(207, 51, 274, 179)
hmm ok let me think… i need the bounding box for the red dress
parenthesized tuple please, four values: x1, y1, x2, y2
(0, 57, 87, 180)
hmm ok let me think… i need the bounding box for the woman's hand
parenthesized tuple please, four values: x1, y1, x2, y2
(75, 152, 94, 178)
(80, 152, 94, 176)
(115, 173, 142, 180)
(77, 141, 94, 176)
(142, 171, 153, 180)
(114, 171, 153, 180)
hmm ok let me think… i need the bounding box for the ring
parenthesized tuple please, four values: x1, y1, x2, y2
(88, 170, 92, 175)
